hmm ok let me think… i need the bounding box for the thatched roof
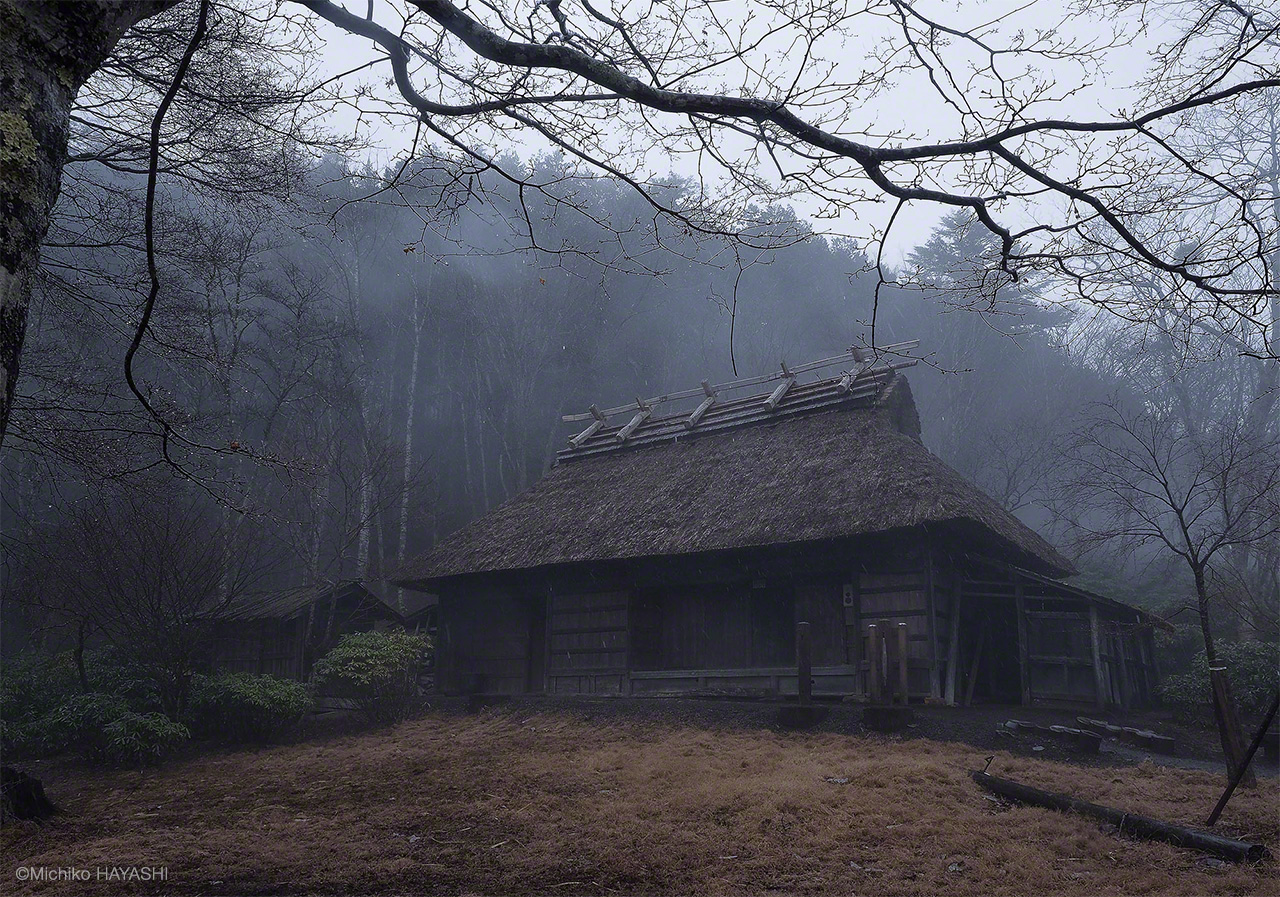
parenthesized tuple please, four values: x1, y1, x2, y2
(221, 581, 431, 622)
(397, 373, 1074, 583)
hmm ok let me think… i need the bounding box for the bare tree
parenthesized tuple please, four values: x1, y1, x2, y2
(16, 482, 277, 715)
(1058, 397, 1280, 782)
(6, 0, 1280, 446)
(294, 0, 1280, 342)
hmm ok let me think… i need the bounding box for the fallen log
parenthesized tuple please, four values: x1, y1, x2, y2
(971, 771, 1267, 863)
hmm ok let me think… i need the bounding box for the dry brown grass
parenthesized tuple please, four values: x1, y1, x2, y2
(2, 709, 1276, 896)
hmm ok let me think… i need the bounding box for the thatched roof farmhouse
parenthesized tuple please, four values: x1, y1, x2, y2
(397, 351, 1161, 708)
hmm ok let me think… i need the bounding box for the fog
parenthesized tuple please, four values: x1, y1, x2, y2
(2, 143, 1276, 658)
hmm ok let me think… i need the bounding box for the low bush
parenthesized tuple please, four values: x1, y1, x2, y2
(313, 630, 430, 725)
(83, 645, 165, 713)
(189, 672, 313, 742)
(32, 692, 189, 765)
(1160, 640, 1279, 720)
(2, 651, 191, 765)
(0, 654, 80, 757)
(99, 712, 191, 766)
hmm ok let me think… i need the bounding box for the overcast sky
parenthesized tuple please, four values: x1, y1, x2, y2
(302, 0, 1167, 263)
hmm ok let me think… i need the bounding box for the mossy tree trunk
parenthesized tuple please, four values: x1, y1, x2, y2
(0, 0, 176, 444)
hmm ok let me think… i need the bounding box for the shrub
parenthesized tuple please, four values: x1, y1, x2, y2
(313, 630, 429, 725)
(1160, 640, 1279, 720)
(189, 672, 313, 742)
(31, 692, 189, 765)
(0, 654, 80, 757)
(83, 646, 164, 713)
(99, 712, 190, 766)
(1, 651, 190, 764)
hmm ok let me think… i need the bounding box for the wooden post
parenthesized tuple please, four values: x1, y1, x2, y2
(945, 588, 963, 706)
(867, 624, 881, 704)
(1088, 602, 1108, 711)
(1206, 693, 1277, 825)
(1013, 575, 1032, 706)
(1114, 623, 1132, 710)
(963, 621, 986, 707)
(897, 622, 910, 705)
(796, 621, 812, 705)
(924, 550, 941, 700)
(1209, 666, 1254, 787)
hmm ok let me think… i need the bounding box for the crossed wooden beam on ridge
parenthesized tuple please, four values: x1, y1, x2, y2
(561, 340, 921, 455)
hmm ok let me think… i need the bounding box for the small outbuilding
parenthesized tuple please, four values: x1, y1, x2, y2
(208, 580, 429, 680)
(396, 350, 1163, 708)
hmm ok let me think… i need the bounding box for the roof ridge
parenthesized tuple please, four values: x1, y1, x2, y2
(558, 357, 918, 462)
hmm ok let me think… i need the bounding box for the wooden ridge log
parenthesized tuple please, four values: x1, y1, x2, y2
(971, 771, 1267, 863)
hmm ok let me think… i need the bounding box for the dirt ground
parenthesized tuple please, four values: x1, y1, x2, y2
(2, 700, 1277, 896)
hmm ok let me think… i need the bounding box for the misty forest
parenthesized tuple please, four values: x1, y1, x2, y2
(0, 1, 1278, 894)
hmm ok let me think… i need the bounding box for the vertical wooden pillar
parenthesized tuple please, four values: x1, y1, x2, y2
(1088, 602, 1108, 711)
(897, 622, 910, 705)
(621, 590, 633, 696)
(867, 624, 881, 704)
(925, 549, 941, 699)
(945, 587, 963, 706)
(796, 621, 812, 705)
(1113, 622, 1131, 710)
(1013, 574, 1032, 706)
(844, 573, 861, 668)
(963, 623, 986, 707)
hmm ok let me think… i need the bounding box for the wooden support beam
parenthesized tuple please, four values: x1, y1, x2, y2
(867, 624, 881, 703)
(569, 421, 602, 447)
(897, 622, 910, 706)
(1014, 574, 1032, 706)
(945, 587, 963, 706)
(1088, 602, 1107, 711)
(796, 621, 812, 706)
(684, 395, 716, 429)
(1207, 693, 1279, 827)
(926, 550, 940, 700)
(615, 399, 652, 443)
(561, 340, 920, 422)
(764, 374, 795, 410)
(684, 382, 717, 430)
(963, 622, 986, 707)
(1114, 623, 1132, 711)
(569, 404, 608, 447)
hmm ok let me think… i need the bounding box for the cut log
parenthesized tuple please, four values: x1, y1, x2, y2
(971, 771, 1267, 863)
(1077, 717, 1177, 755)
(1003, 720, 1101, 753)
